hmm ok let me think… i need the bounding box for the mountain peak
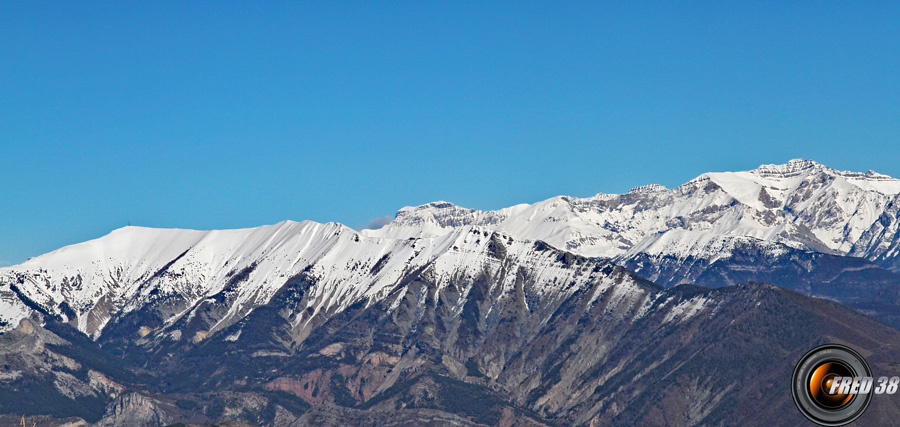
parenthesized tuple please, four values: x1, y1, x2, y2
(750, 158, 825, 178)
(394, 201, 464, 220)
(746, 159, 899, 183)
(407, 201, 458, 211)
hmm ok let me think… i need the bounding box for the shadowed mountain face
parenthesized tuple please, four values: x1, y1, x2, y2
(4, 232, 900, 426)
(623, 241, 900, 328)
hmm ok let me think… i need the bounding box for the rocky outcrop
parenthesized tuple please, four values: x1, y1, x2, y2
(93, 393, 171, 427)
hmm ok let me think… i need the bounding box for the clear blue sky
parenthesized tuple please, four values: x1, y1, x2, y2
(2, 2, 899, 265)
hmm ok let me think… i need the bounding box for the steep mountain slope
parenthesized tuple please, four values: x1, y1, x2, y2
(1, 222, 638, 341)
(4, 223, 900, 426)
(0, 221, 476, 337)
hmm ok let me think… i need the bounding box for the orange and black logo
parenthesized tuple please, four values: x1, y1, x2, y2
(792, 344, 873, 426)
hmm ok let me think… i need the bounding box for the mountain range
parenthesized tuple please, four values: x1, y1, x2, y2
(3, 159, 900, 426)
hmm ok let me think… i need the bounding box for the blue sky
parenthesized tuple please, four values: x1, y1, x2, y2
(2, 2, 899, 265)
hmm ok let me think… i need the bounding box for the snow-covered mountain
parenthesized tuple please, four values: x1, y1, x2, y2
(5, 159, 900, 426)
(0, 221, 637, 340)
(366, 159, 900, 273)
(3, 159, 900, 338)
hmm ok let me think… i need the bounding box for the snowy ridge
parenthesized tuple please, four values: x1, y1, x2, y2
(0, 221, 631, 339)
(1, 221, 356, 335)
(367, 159, 900, 265)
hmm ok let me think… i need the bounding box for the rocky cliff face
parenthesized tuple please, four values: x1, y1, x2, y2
(0, 318, 111, 423)
(93, 393, 172, 427)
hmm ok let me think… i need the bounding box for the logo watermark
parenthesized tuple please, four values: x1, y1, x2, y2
(792, 344, 874, 426)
